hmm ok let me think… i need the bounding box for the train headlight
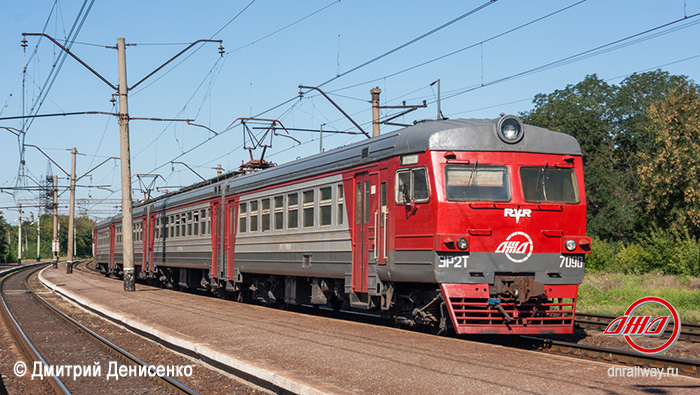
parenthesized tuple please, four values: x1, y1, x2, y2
(565, 239, 576, 252)
(456, 237, 469, 250)
(497, 115, 524, 144)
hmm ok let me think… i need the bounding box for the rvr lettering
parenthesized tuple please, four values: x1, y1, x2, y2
(603, 316, 671, 337)
(504, 208, 531, 223)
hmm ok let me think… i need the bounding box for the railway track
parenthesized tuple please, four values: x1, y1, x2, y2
(521, 335, 700, 378)
(73, 263, 700, 379)
(576, 312, 700, 343)
(0, 264, 200, 395)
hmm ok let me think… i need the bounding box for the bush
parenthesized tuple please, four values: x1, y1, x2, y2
(586, 236, 620, 271)
(586, 228, 700, 277)
(642, 227, 700, 276)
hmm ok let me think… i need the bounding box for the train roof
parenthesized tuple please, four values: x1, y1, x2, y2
(96, 116, 580, 226)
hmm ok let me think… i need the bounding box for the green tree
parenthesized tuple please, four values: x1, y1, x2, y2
(522, 71, 692, 241)
(638, 80, 700, 235)
(0, 213, 8, 263)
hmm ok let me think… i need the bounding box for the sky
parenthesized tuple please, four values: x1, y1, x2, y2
(1, 0, 699, 222)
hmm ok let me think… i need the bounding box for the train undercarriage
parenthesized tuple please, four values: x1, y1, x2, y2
(96, 263, 574, 336)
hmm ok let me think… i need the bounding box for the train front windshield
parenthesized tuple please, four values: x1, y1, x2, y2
(520, 167, 579, 203)
(444, 164, 510, 201)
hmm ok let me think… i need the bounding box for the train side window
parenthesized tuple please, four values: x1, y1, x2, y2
(381, 182, 387, 210)
(395, 166, 430, 204)
(193, 211, 199, 236)
(274, 196, 284, 230)
(337, 185, 344, 226)
(169, 216, 174, 238)
(205, 209, 210, 235)
(181, 213, 187, 237)
(239, 202, 247, 234)
(187, 212, 193, 236)
(303, 190, 314, 228)
(320, 187, 332, 226)
(175, 215, 180, 237)
(262, 198, 271, 232)
(288, 193, 298, 230)
(200, 209, 207, 235)
(229, 204, 236, 235)
(364, 180, 370, 224)
(250, 201, 259, 232)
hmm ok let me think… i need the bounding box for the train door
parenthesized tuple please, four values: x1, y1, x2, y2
(108, 224, 115, 271)
(148, 213, 156, 272)
(352, 172, 378, 293)
(141, 218, 148, 271)
(377, 177, 388, 265)
(211, 201, 222, 279)
(225, 198, 237, 282)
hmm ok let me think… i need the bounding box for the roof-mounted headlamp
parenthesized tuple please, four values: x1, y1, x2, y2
(497, 115, 524, 144)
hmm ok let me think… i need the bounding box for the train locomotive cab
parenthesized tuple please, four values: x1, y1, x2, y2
(397, 115, 591, 335)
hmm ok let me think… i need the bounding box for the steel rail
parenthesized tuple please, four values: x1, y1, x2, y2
(522, 335, 700, 378)
(27, 266, 201, 395)
(3, 264, 200, 395)
(1, 263, 71, 394)
(576, 312, 700, 343)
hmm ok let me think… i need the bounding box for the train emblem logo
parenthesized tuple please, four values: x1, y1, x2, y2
(603, 296, 681, 354)
(504, 208, 531, 223)
(495, 231, 533, 263)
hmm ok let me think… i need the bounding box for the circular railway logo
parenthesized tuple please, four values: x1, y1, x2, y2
(603, 296, 681, 355)
(495, 231, 533, 263)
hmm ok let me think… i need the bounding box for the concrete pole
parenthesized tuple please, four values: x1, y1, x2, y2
(216, 164, 222, 177)
(371, 87, 381, 137)
(117, 37, 136, 292)
(36, 214, 40, 261)
(52, 175, 59, 268)
(18, 203, 22, 264)
(67, 147, 76, 274)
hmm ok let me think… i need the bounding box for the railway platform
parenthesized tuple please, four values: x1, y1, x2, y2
(39, 263, 700, 394)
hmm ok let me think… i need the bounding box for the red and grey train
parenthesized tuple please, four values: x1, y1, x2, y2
(94, 115, 590, 335)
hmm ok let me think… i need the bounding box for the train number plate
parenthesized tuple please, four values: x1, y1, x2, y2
(559, 255, 584, 268)
(437, 255, 469, 269)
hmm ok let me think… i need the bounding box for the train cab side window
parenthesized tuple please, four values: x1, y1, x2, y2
(395, 167, 430, 204)
(288, 193, 298, 230)
(320, 187, 332, 226)
(250, 201, 259, 232)
(239, 202, 247, 234)
(303, 190, 314, 228)
(274, 196, 284, 230)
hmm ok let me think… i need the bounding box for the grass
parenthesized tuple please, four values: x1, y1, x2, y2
(577, 271, 700, 323)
